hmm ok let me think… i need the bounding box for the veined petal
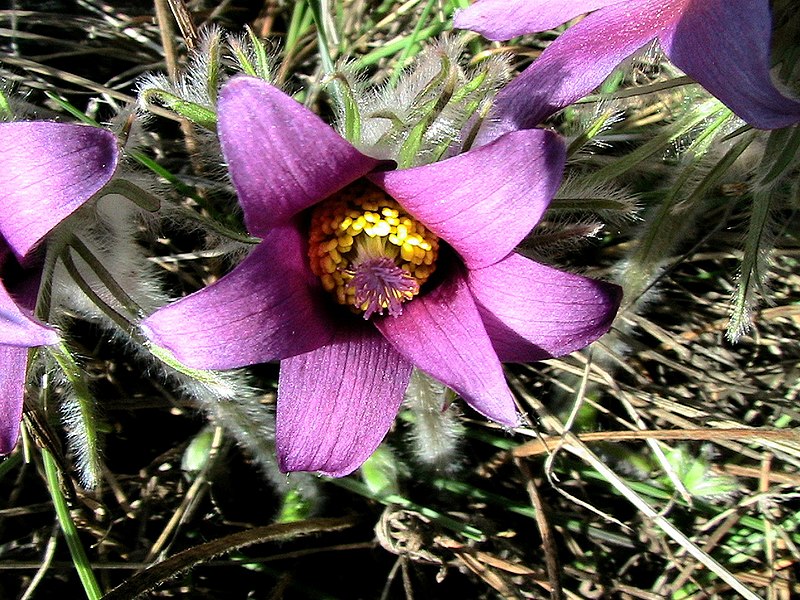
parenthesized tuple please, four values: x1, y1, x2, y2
(276, 324, 412, 477)
(454, 0, 626, 40)
(0, 282, 58, 347)
(372, 129, 565, 269)
(477, 0, 679, 143)
(663, 0, 800, 129)
(218, 76, 380, 236)
(375, 271, 518, 426)
(0, 122, 118, 262)
(468, 253, 621, 362)
(142, 224, 335, 370)
(0, 344, 29, 454)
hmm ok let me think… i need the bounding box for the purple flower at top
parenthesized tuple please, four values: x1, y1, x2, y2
(455, 0, 800, 142)
(0, 121, 118, 454)
(143, 76, 621, 477)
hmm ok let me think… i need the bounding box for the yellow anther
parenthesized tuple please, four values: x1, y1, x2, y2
(415, 266, 431, 280)
(321, 274, 336, 292)
(320, 238, 339, 253)
(321, 256, 337, 274)
(308, 180, 439, 317)
(350, 218, 365, 233)
(372, 221, 391, 237)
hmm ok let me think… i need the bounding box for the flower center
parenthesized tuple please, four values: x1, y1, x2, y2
(308, 181, 439, 318)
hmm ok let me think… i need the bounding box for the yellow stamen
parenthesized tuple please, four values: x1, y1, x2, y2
(308, 181, 439, 317)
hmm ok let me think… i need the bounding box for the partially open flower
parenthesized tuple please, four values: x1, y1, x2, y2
(0, 121, 118, 453)
(143, 76, 621, 477)
(455, 0, 800, 141)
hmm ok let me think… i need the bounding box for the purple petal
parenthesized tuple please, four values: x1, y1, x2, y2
(276, 324, 412, 477)
(218, 76, 380, 236)
(454, 0, 625, 40)
(142, 224, 335, 370)
(372, 129, 566, 269)
(0, 281, 58, 347)
(0, 245, 57, 347)
(663, 0, 800, 129)
(0, 122, 118, 262)
(0, 344, 29, 454)
(468, 253, 621, 362)
(477, 0, 679, 143)
(375, 270, 518, 426)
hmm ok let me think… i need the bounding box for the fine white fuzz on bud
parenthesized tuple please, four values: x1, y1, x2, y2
(336, 36, 511, 165)
(403, 369, 464, 474)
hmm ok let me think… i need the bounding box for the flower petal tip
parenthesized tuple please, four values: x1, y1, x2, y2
(277, 454, 361, 479)
(494, 411, 522, 430)
(0, 436, 18, 456)
(0, 122, 118, 260)
(217, 76, 380, 233)
(276, 328, 412, 479)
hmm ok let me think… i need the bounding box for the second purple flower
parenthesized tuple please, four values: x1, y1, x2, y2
(456, 0, 800, 140)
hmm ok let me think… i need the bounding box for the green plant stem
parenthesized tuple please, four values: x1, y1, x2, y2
(388, 0, 437, 87)
(68, 237, 144, 318)
(47, 343, 101, 487)
(42, 449, 102, 600)
(728, 189, 772, 342)
(286, 1, 313, 52)
(586, 99, 723, 185)
(308, 0, 336, 77)
(352, 23, 442, 70)
(59, 247, 136, 334)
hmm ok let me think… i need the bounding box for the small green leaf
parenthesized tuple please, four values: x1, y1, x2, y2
(328, 73, 361, 144)
(141, 89, 217, 130)
(360, 445, 400, 496)
(0, 88, 14, 119)
(276, 487, 315, 523)
(181, 427, 215, 476)
(246, 25, 272, 81)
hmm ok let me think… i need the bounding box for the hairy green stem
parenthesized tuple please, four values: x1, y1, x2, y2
(67, 236, 144, 318)
(47, 343, 101, 487)
(728, 189, 773, 342)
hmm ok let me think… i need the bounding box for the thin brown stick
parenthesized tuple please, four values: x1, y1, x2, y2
(515, 457, 563, 600)
(513, 428, 800, 458)
(164, 0, 198, 50)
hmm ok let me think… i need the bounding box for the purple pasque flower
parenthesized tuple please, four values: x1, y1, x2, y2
(0, 121, 118, 453)
(455, 0, 800, 141)
(143, 75, 621, 477)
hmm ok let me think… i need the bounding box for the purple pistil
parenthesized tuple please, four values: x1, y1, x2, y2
(346, 256, 420, 319)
